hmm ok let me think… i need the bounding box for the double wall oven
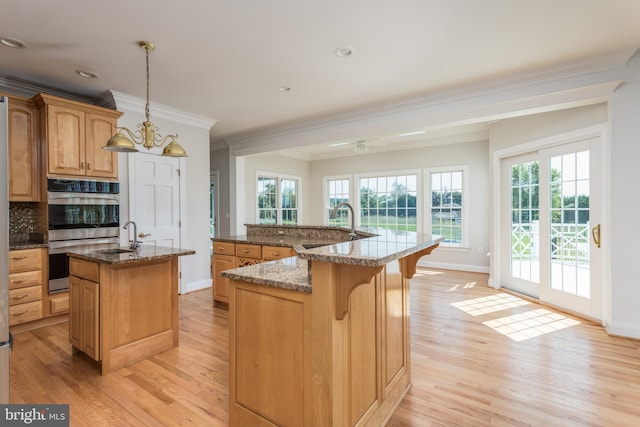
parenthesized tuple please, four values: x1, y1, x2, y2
(48, 178, 120, 293)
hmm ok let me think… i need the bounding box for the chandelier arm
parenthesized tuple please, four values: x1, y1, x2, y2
(145, 43, 151, 123)
(117, 126, 144, 144)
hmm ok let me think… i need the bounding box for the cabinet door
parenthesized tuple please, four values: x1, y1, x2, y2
(81, 279, 100, 360)
(68, 275, 82, 349)
(86, 113, 118, 178)
(213, 255, 235, 303)
(8, 98, 39, 201)
(47, 104, 86, 176)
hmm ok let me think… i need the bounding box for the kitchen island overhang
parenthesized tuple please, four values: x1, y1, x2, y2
(67, 245, 195, 375)
(223, 229, 443, 427)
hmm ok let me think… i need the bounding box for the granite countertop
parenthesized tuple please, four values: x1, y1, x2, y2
(9, 241, 49, 250)
(214, 234, 351, 253)
(68, 245, 195, 265)
(221, 228, 444, 292)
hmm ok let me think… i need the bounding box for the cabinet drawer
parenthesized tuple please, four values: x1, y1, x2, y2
(9, 248, 42, 273)
(69, 257, 99, 282)
(49, 293, 69, 315)
(213, 241, 235, 256)
(262, 245, 295, 261)
(9, 301, 43, 325)
(9, 270, 42, 289)
(9, 285, 42, 306)
(236, 244, 262, 259)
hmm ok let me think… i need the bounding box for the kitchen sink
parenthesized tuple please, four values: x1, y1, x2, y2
(96, 248, 137, 255)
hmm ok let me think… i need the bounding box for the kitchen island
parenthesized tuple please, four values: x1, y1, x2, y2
(67, 245, 195, 375)
(222, 228, 443, 427)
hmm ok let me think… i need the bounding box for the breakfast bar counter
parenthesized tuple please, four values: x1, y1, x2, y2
(223, 227, 442, 427)
(67, 245, 194, 374)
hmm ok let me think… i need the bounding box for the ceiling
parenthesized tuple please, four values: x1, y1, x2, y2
(2, 0, 640, 159)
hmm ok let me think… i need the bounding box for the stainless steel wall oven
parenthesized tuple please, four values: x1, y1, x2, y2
(48, 178, 120, 293)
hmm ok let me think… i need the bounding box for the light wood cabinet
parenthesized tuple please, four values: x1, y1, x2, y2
(7, 95, 40, 201)
(8, 248, 44, 325)
(34, 93, 121, 179)
(212, 254, 235, 305)
(212, 241, 297, 305)
(49, 293, 70, 315)
(69, 274, 100, 361)
(262, 245, 295, 261)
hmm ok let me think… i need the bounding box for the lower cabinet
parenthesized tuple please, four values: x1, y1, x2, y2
(8, 248, 45, 325)
(69, 260, 100, 361)
(212, 255, 235, 304)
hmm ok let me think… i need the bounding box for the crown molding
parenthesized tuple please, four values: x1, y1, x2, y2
(107, 90, 218, 130)
(0, 77, 97, 103)
(225, 47, 636, 156)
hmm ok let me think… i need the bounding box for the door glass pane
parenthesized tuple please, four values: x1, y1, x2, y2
(549, 151, 590, 298)
(510, 161, 540, 283)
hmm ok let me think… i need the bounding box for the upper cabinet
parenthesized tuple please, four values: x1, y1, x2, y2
(7, 95, 40, 201)
(34, 94, 122, 179)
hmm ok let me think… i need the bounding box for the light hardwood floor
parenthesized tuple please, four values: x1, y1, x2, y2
(9, 268, 640, 426)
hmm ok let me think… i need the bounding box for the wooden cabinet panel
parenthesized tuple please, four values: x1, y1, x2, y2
(68, 275, 100, 360)
(236, 244, 261, 259)
(46, 104, 86, 176)
(262, 245, 295, 261)
(7, 96, 40, 201)
(35, 93, 122, 179)
(9, 270, 42, 289)
(85, 113, 118, 178)
(49, 293, 69, 315)
(8, 249, 44, 325)
(212, 241, 235, 256)
(9, 301, 42, 325)
(69, 257, 99, 282)
(9, 285, 42, 306)
(9, 248, 43, 273)
(213, 254, 235, 304)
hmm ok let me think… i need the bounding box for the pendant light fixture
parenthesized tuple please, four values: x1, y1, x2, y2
(103, 41, 187, 157)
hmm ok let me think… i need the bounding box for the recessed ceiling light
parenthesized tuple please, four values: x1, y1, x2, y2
(0, 37, 28, 49)
(398, 130, 426, 137)
(277, 85, 292, 92)
(334, 47, 353, 57)
(76, 70, 100, 79)
(328, 142, 350, 147)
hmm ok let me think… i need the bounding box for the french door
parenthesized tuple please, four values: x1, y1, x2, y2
(501, 138, 601, 319)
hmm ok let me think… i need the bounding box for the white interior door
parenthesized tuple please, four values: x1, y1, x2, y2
(501, 138, 602, 320)
(130, 153, 181, 249)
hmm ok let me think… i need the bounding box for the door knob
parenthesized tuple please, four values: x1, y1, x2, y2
(138, 232, 151, 238)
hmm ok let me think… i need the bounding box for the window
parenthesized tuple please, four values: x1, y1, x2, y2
(326, 177, 351, 226)
(359, 173, 418, 231)
(427, 166, 468, 246)
(257, 175, 300, 224)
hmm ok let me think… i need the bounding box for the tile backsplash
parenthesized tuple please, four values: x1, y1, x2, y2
(9, 202, 46, 242)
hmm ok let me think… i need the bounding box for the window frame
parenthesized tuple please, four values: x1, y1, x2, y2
(424, 165, 470, 248)
(354, 169, 421, 232)
(256, 172, 302, 225)
(323, 175, 354, 226)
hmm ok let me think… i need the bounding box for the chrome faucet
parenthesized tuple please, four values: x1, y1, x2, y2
(330, 202, 358, 240)
(123, 221, 141, 251)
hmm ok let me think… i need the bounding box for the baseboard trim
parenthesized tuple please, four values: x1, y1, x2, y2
(417, 260, 490, 274)
(605, 320, 640, 340)
(180, 279, 212, 294)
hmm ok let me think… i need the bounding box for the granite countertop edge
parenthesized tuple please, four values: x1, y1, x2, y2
(9, 242, 49, 250)
(68, 246, 196, 265)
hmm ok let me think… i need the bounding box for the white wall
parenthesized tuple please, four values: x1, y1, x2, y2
(114, 95, 216, 294)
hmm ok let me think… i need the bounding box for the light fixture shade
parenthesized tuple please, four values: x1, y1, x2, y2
(161, 140, 188, 157)
(103, 131, 138, 152)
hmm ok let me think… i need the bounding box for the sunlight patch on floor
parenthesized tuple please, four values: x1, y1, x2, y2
(483, 309, 581, 342)
(414, 269, 444, 277)
(451, 293, 529, 316)
(446, 281, 478, 292)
